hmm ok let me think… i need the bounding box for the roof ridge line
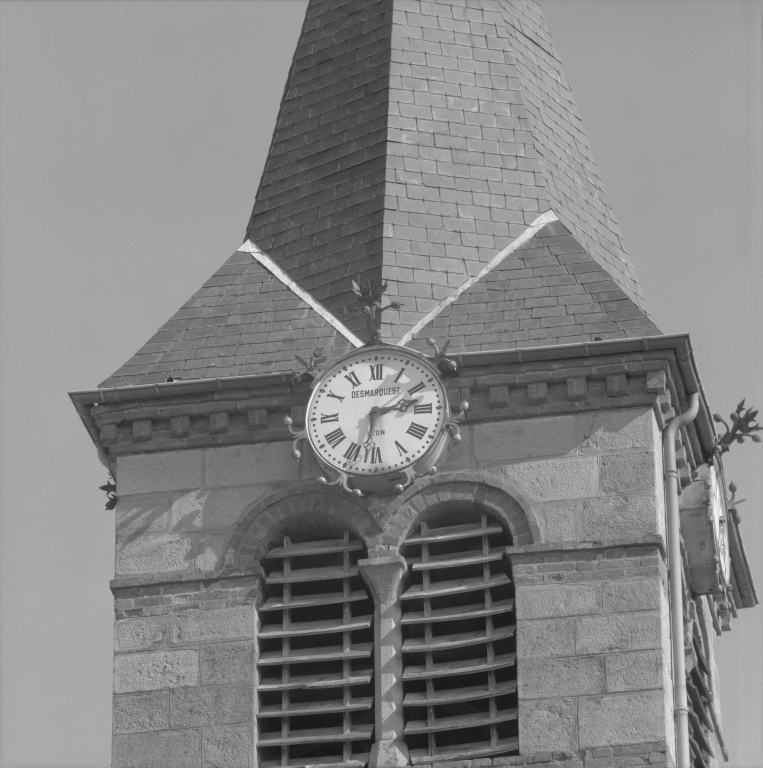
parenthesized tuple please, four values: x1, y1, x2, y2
(238, 239, 364, 349)
(396, 210, 558, 347)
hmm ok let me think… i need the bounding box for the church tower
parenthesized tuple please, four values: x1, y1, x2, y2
(70, 2, 757, 768)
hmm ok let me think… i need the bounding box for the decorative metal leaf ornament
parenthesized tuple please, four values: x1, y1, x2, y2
(710, 399, 762, 462)
(100, 472, 118, 511)
(344, 276, 401, 345)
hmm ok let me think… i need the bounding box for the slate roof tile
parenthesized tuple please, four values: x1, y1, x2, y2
(99, 253, 354, 388)
(102, 0, 661, 388)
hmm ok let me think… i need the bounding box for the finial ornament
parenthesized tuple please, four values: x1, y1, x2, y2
(344, 277, 401, 345)
(710, 399, 761, 462)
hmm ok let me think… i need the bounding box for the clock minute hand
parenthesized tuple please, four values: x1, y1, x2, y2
(363, 409, 379, 450)
(371, 398, 418, 417)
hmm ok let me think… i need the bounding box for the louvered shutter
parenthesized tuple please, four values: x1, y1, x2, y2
(257, 532, 375, 768)
(687, 632, 716, 768)
(400, 513, 518, 763)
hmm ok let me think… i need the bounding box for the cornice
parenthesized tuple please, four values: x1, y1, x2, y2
(71, 338, 707, 493)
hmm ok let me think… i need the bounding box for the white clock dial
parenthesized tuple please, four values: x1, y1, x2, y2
(306, 347, 447, 477)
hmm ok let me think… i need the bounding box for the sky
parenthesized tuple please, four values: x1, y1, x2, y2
(0, 1, 760, 767)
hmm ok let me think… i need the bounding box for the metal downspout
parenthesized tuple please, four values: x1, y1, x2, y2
(664, 392, 700, 768)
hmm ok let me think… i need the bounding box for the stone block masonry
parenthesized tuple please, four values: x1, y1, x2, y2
(113, 443, 297, 578)
(77, 0, 727, 759)
(111, 578, 258, 768)
(103, 374, 677, 764)
(513, 544, 673, 763)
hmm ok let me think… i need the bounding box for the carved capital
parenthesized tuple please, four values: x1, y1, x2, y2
(358, 555, 407, 608)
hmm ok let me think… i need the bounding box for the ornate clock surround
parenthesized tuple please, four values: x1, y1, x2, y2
(286, 342, 466, 497)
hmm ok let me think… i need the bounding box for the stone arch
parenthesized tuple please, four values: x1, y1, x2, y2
(380, 470, 541, 553)
(228, 483, 379, 571)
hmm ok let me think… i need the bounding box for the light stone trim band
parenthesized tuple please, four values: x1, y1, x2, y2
(239, 239, 365, 348)
(397, 210, 559, 347)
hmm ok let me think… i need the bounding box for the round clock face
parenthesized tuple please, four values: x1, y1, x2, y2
(306, 347, 447, 477)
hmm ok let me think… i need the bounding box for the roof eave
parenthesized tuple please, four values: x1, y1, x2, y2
(70, 332, 716, 453)
(728, 507, 759, 609)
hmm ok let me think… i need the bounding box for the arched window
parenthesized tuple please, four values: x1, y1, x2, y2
(257, 530, 375, 768)
(400, 511, 518, 763)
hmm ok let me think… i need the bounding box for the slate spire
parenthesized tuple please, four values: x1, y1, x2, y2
(101, 0, 660, 389)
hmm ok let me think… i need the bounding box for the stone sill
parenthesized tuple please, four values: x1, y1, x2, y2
(110, 567, 260, 594)
(506, 535, 666, 558)
(110, 536, 666, 594)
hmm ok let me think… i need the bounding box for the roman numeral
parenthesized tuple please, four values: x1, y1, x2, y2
(395, 441, 408, 456)
(343, 442, 361, 462)
(344, 371, 361, 388)
(414, 403, 432, 414)
(326, 392, 344, 402)
(369, 364, 383, 381)
(406, 422, 427, 440)
(408, 382, 425, 395)
(325, 428, 346, 448)
(365, 447, 382, 464)
(394, 368, 406, 383)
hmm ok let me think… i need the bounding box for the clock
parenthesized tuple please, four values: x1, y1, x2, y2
(679, 461, 731, 594)
(305, 345, 451, 493)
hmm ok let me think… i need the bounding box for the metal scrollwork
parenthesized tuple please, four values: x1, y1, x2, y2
(445, 400, 470, 444)
(283, 416, 307, 460)
(291, 349, 327, 385)
(317, 468, 364, 497)
(393, 465, 438, 495)
(426, 337, 458, 373)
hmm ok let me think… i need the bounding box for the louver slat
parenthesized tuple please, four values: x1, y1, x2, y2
(258, 672, 372, 692)
(267, 565, 361, 583)
(401, 599, 514, 625)
(405, 523, 504, 544)
(260, 755, 369, 768)
(259, 697, 374, 717)
(401, 513, 518, 763)
(260, 590, 368, 611)
(258, 643, 373, 665)
(404, 680, 517, 706)
(404, 708, 518, 734)
(260, 617, 373, 638)
(409, 549, 505, 570)
(408, 737, 519, 765)
(403, 625, 515, 652)
(266, 539, 364, 558)
(400, 573, 509, 599)
(258, 724, 374, 746)
(402, 654, 516, 680)
(257, 532, 374, 768)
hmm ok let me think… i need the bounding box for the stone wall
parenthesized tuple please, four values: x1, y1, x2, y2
(112, 577, 260, 768)
(108, 397, 674, 767)
(512, 545, 672, 762)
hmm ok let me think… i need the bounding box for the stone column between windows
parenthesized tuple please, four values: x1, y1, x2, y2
(358, 555, 409, 768)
